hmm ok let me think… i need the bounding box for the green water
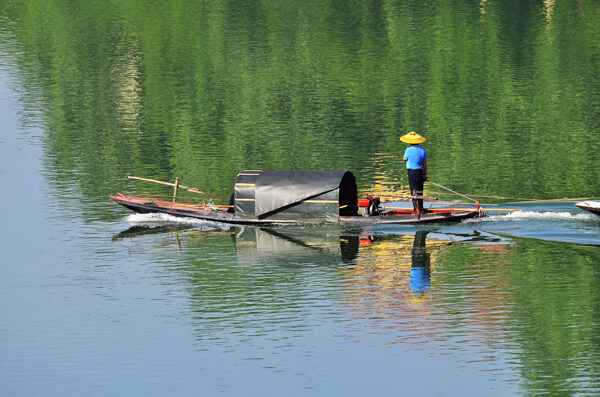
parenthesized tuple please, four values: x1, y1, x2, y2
(2, 0, 599, 199)
(1, 0, 599, 395)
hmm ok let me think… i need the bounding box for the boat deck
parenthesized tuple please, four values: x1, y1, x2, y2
(110, 193, 483, 225)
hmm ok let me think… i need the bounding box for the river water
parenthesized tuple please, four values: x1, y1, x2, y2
(1, 1, 599, 396)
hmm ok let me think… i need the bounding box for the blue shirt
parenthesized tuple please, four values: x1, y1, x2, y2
(403, 145, 427, 169)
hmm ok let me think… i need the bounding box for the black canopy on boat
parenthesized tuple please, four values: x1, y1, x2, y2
(233, 170, 358, 220)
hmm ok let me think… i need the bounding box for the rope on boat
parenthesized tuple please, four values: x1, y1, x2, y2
(427, 180, 478, 203)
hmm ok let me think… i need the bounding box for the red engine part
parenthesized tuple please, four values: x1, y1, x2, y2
(358, 198, 370, 207)
(358, 196, 381, 216)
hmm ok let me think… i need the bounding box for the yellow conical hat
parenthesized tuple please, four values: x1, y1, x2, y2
(400, 131, 426, 144)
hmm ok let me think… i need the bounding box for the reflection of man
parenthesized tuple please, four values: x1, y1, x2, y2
(410, 230, 431, 293)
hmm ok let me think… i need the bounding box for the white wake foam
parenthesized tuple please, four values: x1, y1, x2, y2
(484, 210, 595, 222)
(125, 213, 212, 226)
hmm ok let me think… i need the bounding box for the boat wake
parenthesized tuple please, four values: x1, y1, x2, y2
(126, 212, 213, 226)
(482, 210, 595, 222)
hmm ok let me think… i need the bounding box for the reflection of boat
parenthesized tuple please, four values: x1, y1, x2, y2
(111, 170, 484, 225)
(575, 201, 600, 216)
(112, 224, 193, 241)
(345, 230, 442, 299)
(111, 219, 509, 269)
(233, 226, 360, 265)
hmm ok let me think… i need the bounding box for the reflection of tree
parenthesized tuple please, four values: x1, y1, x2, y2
(109, 221, 600, 393)
(1, 0, 598, 209)
(416, 237, 600, 394)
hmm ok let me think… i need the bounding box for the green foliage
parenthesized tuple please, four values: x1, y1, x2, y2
(0, 0, 598, 201)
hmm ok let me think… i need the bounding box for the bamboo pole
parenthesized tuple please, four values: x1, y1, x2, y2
(126, 176, 226, 198)
(173, 177, 179, 202)
(479, 208, 522, 212)
(368, 193, 438, 201)
(379, 205, 520, 211)
(506, 197, 600, 203)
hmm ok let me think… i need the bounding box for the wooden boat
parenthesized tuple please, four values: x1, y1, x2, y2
(110, 170, 485, 225)
(575, 201, 600, 216)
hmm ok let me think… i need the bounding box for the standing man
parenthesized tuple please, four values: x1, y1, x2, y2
(401, 131, 427, 215)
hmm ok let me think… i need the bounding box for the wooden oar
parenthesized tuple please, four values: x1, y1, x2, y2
(506, 197, 600, 203)
(126, 176, 227, 198)
(480, 208, 522, 212)
(380, 204, 520, 211)
(370, 193, 438, 201)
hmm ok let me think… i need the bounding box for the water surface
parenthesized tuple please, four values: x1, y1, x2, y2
(1, 1, 600, 395)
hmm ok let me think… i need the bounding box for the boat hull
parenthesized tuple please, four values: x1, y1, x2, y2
(110, 194, 483, 225)
(575, 201, 600, 216)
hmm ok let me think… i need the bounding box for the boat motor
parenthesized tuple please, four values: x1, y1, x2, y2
(358, 196, 380, 216)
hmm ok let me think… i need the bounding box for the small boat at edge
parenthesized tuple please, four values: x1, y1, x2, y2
(575, 201, 600, 216)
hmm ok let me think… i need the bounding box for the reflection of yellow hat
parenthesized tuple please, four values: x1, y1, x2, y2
(400, 131, 426, 144)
